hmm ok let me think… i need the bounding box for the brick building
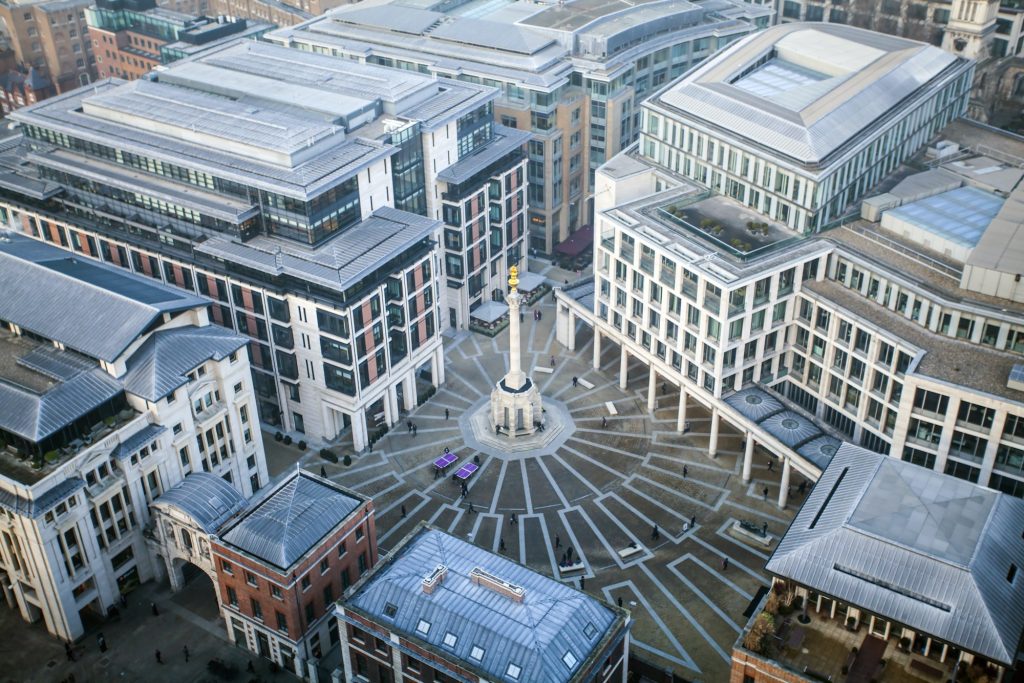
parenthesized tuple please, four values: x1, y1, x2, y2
(731, 443, 1024, 682)
(210, 471, 376, 678)
(338, 524, 631, 683)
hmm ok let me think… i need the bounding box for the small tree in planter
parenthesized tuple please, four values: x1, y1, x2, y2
(283, 435, 293, 446)
(274, 432, 283, 442)
(319, 448, 338, 464)
(297, 440, 307, 451)
(342, 454, 352, 467)
(899, 637, 911, 653)
(846, 617, 858, 631)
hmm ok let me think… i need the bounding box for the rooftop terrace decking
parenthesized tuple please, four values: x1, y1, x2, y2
(739, 593, 1000, 683)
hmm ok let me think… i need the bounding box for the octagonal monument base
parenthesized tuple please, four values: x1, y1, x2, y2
(461, 396, 575, 459)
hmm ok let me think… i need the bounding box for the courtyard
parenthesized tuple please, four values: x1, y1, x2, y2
(295, 287, 807, 682)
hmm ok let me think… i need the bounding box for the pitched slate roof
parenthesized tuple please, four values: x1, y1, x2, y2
(766, 443, 1024, 666)
(0, 368, 123, 442)
(154, 472, 248, 533)
(109, 423, 167, 461)
(344, 526, 626, 682)
(121, 325, 247, 402)
(218, 471, 365, 570)
(0, 232, 207, 362)
(0, 477, 85, 518)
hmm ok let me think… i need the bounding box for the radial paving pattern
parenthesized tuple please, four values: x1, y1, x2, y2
(300, 295, 806, 681)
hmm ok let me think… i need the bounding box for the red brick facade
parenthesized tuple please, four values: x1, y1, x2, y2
(731, 647, 814, 683)
(210, 492, 377, 674)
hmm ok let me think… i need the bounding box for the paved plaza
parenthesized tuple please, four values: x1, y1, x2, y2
(298, 289, 808, 682)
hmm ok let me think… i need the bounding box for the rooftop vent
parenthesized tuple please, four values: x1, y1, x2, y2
(469, 567, 525, 603)
(422, 564, 447, 594)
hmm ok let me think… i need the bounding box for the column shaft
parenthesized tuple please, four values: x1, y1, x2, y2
(619, 347, 629, 390)
(708, 408, 719, 458)
(567, 310, 576, 351)
(592, 329, 602, 370)
(742, 433, 754, 483)
(676, 391, 688, 432)
(647, 366, 657, 412)
(778, 456, 792, 509)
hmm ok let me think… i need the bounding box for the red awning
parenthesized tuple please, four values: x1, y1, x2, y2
(554, 224, 593, 258)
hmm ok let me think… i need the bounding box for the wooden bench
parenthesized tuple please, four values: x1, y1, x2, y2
(802, 667, 832, 682)
(578, 378, 594, 389)
(910, 659, 944, 679)
(617, 544, 643, 559)
(605, 402, 618, 415)
(533, 366, 554, 374)
(559, 562, 584, 573)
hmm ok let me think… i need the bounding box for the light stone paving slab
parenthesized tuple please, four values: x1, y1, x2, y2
(305, 296, 805, 682)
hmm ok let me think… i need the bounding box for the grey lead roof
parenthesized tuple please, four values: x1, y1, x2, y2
(652, 23, 968, 166)
(109, 423, 167, 461)
(436, 124, 529, 184)
(121, 326, 248, 402)
(0, 368, 122, 442)
(0, 232, 208, 362)
(219, 471, 364, 570)
(345, 526, 625, 682)
(0, 477, 85, 519)
(196, 207, 439, 292)
(154, 472, 248, 533)
(766, 443, 1024, 666)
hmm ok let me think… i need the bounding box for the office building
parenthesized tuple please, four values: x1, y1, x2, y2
(267, 0, 773, 254)
(731, 443, 1024, 682)
(776, 0, 1024, 61)
(557, 24, 1024, 504)
(86, 0, 272, 80)
(0, 231, 269, 641)
(0, 0, 96, 96)
(337, 524, 631, 682)
(0, 39, 528, 445)
(205, 0, 340, 30)
(0, 52, 52, 114)
(200, 470, 376, 677)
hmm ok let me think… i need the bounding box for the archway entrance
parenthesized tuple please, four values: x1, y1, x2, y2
(169, 559, 219, 621)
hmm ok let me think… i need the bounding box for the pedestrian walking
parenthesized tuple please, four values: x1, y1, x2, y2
(661, 382, 666, 395)
(183, 645, 189, 662)
(97, 633, 107, 653)
(445, 408, 450, 420)
(722, 557, 729, 571)
(520, 312, 524, 323)
(468, 502, 475, 514)
(798, 481, 807, 495)
(572, 376, 578, 387)
(617, 596, 623, 608)
(155, 650, 163, 664)
(444, 446, 450, 454)
(401, 504, 406, 518)
(690, 515, 696, 528)
(580, 576, 585, 589)
(320, 465, 327, 477)
(510, 512, 518, 526)
(561, 552, 567, 566)
(407, 420, 413, 433)
(499, 537, 506, 552)
(555, 534, 561, 548)
(550, 355, 555, 367)
(151, 602, 159, 617)
(65, 641, 74, 662)
(601, 416, 608, 428)
(538, 310, 543, 321)
(567, 546, 573, 561)
(413, 424, 418, 436)
(762, 522, 768, 537)
(651, 524, 659, 541)
(768, 458, 774, 472)
(683, 465, 688, 478)
(762, 485, 769, 501)
(119, 593, 127, 608)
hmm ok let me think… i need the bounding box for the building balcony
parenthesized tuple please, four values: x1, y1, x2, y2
(738, 586, 1004, 683)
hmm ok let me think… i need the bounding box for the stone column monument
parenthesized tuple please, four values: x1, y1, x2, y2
(490, 266, 543, 438)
